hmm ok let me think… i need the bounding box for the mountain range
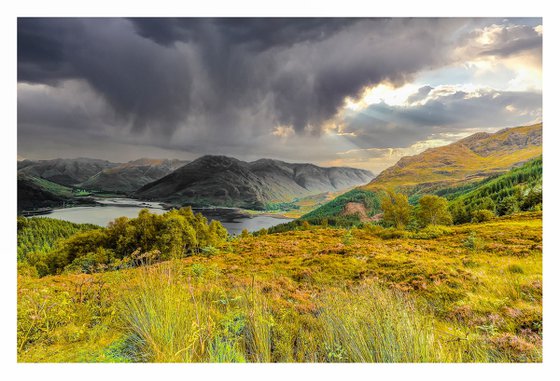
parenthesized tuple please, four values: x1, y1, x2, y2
(79, 158, 188, 193)
(135, 156, 374, 209)
(17, 123, 541, 214)
(18, 158, 117, 187)
(17, 156, 374, 211)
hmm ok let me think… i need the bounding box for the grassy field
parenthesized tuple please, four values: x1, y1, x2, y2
(17, 212, 542, 362)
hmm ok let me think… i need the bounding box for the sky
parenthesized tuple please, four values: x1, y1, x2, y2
(17, 17, 542, 173)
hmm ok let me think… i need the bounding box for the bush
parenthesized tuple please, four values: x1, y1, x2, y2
(507, 264, 524, 274)
(463, 232, 483, 251)
(471, 209, 495, 223)
(410, 225, 452, 239)
(497, 196, 520, 216)
(378, 228, 409, 240)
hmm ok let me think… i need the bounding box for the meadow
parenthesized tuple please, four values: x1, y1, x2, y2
(17, 212, 542, 362)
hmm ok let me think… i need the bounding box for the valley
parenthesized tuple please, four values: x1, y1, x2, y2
(16, 123, 543, 363)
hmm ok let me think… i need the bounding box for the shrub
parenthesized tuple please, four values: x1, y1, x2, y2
(471, 209, 495, 223)
(410, 225, 452, 239)
(497, 196, 520, 216)
(378, 228, 409, 240)
(463, 232, 483, 251)
(507, 264, 524, 274)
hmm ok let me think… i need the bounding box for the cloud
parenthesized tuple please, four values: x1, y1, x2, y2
(406, 85, 434, 104)
(17, 18, 542, 171)
(18, 18, 467, 138)
(340, 86, 541, 150)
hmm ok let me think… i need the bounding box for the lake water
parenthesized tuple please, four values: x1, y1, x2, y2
(31, 198, 292, 235)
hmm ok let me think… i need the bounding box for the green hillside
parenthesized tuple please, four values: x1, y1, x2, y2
(446, 157, 542, 223)
(301, 188, 381, 221)
(17, 217, 100, 263)
(294, 124, 542, 226)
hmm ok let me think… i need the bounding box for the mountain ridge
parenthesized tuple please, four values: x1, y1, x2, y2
(135, 155, 374, 209)
(365, 123, 542, 191)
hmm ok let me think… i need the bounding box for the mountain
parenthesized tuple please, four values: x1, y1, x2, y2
(135, 155, 374, 209)
(79, 158, 188, 193)
(366, 123, 542, 191)
(17, 174, 97, 213)
(17, 158, 118, 186)
(17, 175, 67, 212)
(299, 123, 542, 222)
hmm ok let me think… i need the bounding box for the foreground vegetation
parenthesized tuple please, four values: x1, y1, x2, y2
(18, 212, 542, 362)
(18, 208, 228, 277)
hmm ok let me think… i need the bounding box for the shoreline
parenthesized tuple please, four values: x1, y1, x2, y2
(23, 197, 295, 225)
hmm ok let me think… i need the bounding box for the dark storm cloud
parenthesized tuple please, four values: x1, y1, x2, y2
(130, 18, 353, 50)
(19, 18, 196, 134)
(17, 18, 542, 166)
(18, 18, 470, 138)
(343, 89, 542, 149)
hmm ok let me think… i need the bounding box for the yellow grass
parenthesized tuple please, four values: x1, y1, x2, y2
(18, 212, 542, 362)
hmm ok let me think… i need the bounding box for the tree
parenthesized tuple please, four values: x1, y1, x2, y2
(381, 190, 412, 229)
(416, 195, 452, 227)
(496, 196, 519, 216)
(208, 219, 229, 245)
(449, 200, 470, 225)
(476, 197, 496, 212)
(520, 187, 542, 211)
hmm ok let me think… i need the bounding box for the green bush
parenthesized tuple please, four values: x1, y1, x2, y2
(378, 228, 409, 240)
(463, 232, 483, 251)
(471, 209, 495, 223)
(410, 225, 452, 239)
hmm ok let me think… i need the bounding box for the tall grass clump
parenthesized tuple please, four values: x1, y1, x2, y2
(317, 283, 445, 362)
(120, 261, 275, 362)
(120, 261, 223, 362)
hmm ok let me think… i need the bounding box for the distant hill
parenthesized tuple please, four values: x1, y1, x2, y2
(367, 123, 542, 191)
(135, 155, 374, 209)
(18, 158, 118, 186)
(17, 174, 97, 213)
(79, 158, 188, 193)
(299, 123, 542, 222)
(17, 174, 67, 212)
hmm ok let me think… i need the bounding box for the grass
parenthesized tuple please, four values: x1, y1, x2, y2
(17, 212, 542, 363)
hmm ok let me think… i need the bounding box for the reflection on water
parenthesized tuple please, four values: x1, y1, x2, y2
(32, 198, 292, 235)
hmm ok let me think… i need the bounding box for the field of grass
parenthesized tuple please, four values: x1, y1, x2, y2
(17, 212, 542, 362)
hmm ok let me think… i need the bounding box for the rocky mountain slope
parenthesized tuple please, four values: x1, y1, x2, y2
(366, 123, 542, 191)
